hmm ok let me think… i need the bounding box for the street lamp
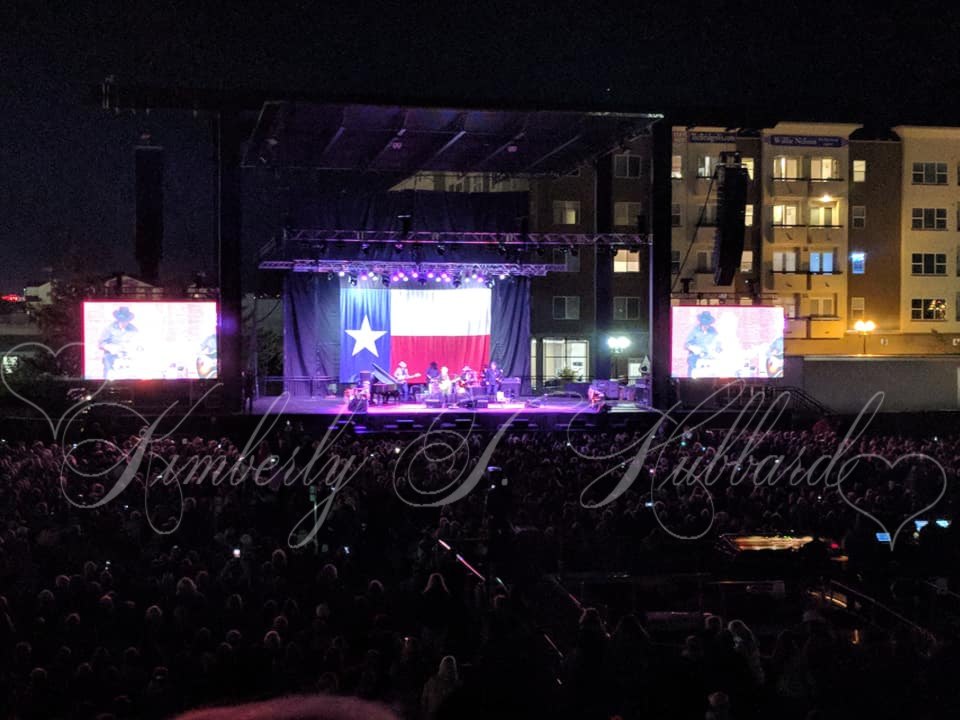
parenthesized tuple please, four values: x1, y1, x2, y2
(607, 336, 631, 378)
(853, 319, 876, 355)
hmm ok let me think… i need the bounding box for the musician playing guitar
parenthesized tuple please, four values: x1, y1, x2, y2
(392, 361, 422, 402)
(97, 306, 140, 379)
(684, 311, 720, 377)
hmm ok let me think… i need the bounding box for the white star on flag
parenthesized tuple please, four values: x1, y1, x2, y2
(345, 314, 387, 357)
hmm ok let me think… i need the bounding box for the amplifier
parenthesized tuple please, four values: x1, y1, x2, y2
(424, 397, 444, 409)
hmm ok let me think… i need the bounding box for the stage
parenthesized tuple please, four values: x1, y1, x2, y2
(250, 394, 654, 433)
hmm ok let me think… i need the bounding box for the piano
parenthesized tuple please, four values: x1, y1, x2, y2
(369, 363, 400, 405)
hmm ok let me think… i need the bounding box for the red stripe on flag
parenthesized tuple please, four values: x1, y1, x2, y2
(390, 335, 490, 381)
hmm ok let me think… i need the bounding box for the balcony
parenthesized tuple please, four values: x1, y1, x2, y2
(808, 177, 846, 196)
(808, 316, 845, 339)
(767, 270, 806, 293)
(808, 271, 843, 293)
(771, 224, 807, 244)
(806, 224, 844, 243)
(770, 176, 809, 196)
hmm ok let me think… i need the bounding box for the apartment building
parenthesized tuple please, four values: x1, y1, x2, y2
(528, 138, 652, 385)
(895, 126, 960, 345)
(670, 127, 762, 304)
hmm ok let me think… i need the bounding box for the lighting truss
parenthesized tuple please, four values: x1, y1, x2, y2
(258, 259, 561, 277)
(282, 229, 651, 247)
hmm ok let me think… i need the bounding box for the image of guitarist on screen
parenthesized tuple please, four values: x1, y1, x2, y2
(97, 306, 141, 379)
(684, 310, 720, 378)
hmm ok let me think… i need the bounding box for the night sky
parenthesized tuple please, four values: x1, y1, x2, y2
(3, 1, 960, 293)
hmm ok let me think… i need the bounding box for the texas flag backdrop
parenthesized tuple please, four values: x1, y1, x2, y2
(339, 287, 491, 382)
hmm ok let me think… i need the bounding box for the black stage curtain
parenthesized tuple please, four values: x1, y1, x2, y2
(491, 277, 531, 393)
(283, 274, 340, 394)
(283, 276, 530, 396)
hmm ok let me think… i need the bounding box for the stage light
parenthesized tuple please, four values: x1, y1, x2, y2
(535, 243, 545, 256)
(326, 271, 334, 280)
(402, 274, 409, 282)
(348, 274, 358, 286)
(360, 243, 370, 255)
(471, 267, 479, 279)
(453, 275, 462, 288)
(381, 273, 390, 287)
(411, 271, 419, 279)
(338, 270, 345, 277)
(426, 271, 435, 279)
(568, 244, 578, 257)
(499, 273, 507, 280)
(485, 279, 495, 288)
(436, 243, 446, 256)
(394, 241, 404, 252)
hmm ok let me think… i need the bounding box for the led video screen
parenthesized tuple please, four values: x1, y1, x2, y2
(83, 301, 218, 380)
(671, 306, 784, 379)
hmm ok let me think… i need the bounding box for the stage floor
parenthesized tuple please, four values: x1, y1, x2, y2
(251, 395, 644, 415)
(248, 394, 653, 432)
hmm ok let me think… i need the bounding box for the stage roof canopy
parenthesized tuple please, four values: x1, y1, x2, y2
(244, 102, 662, 175)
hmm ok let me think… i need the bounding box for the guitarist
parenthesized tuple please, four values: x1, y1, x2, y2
(97, 306, 139, 379)
(392, 361, 421, 402)
(684, 310, 719, 377)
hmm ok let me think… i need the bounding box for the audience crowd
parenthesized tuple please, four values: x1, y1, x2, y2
(1, 417, 960, 718)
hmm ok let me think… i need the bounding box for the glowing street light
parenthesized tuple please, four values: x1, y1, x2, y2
(606, 336, 631, 352)
(853, 319, 876, 355)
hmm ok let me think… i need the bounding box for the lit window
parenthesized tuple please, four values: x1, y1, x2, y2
(809, 205, 838, 227)
(852, 160, 866, 182)
(740, 250, 753, 273)
(809, 296, 835, 317)
(697, 155, 718, 178)
(773, 156, 802, 180)
(744, 205, 754, 227)
(911, 298, 946, 321)
(850, 252, 866, 274)
(614, 250, 641, 273)
(773, 251, 798, 272)
(773, 204, 800, 226)
(553, 200, 581, 225)
(811, 157, 840, 180)
(671, 155, 683, 179)
(851, 296, 865, 318)
(809, 251, 835, 274)
(741, 158, 754, 180)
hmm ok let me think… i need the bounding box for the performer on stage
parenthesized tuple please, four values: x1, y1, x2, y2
(439, 366, 454, 407)
(394, 361, 411, 401)
(483, 360, 503, 399)
(685, 311, 720, 378)
(98, 306, 140, 379)
(460, 365, 477, 398)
